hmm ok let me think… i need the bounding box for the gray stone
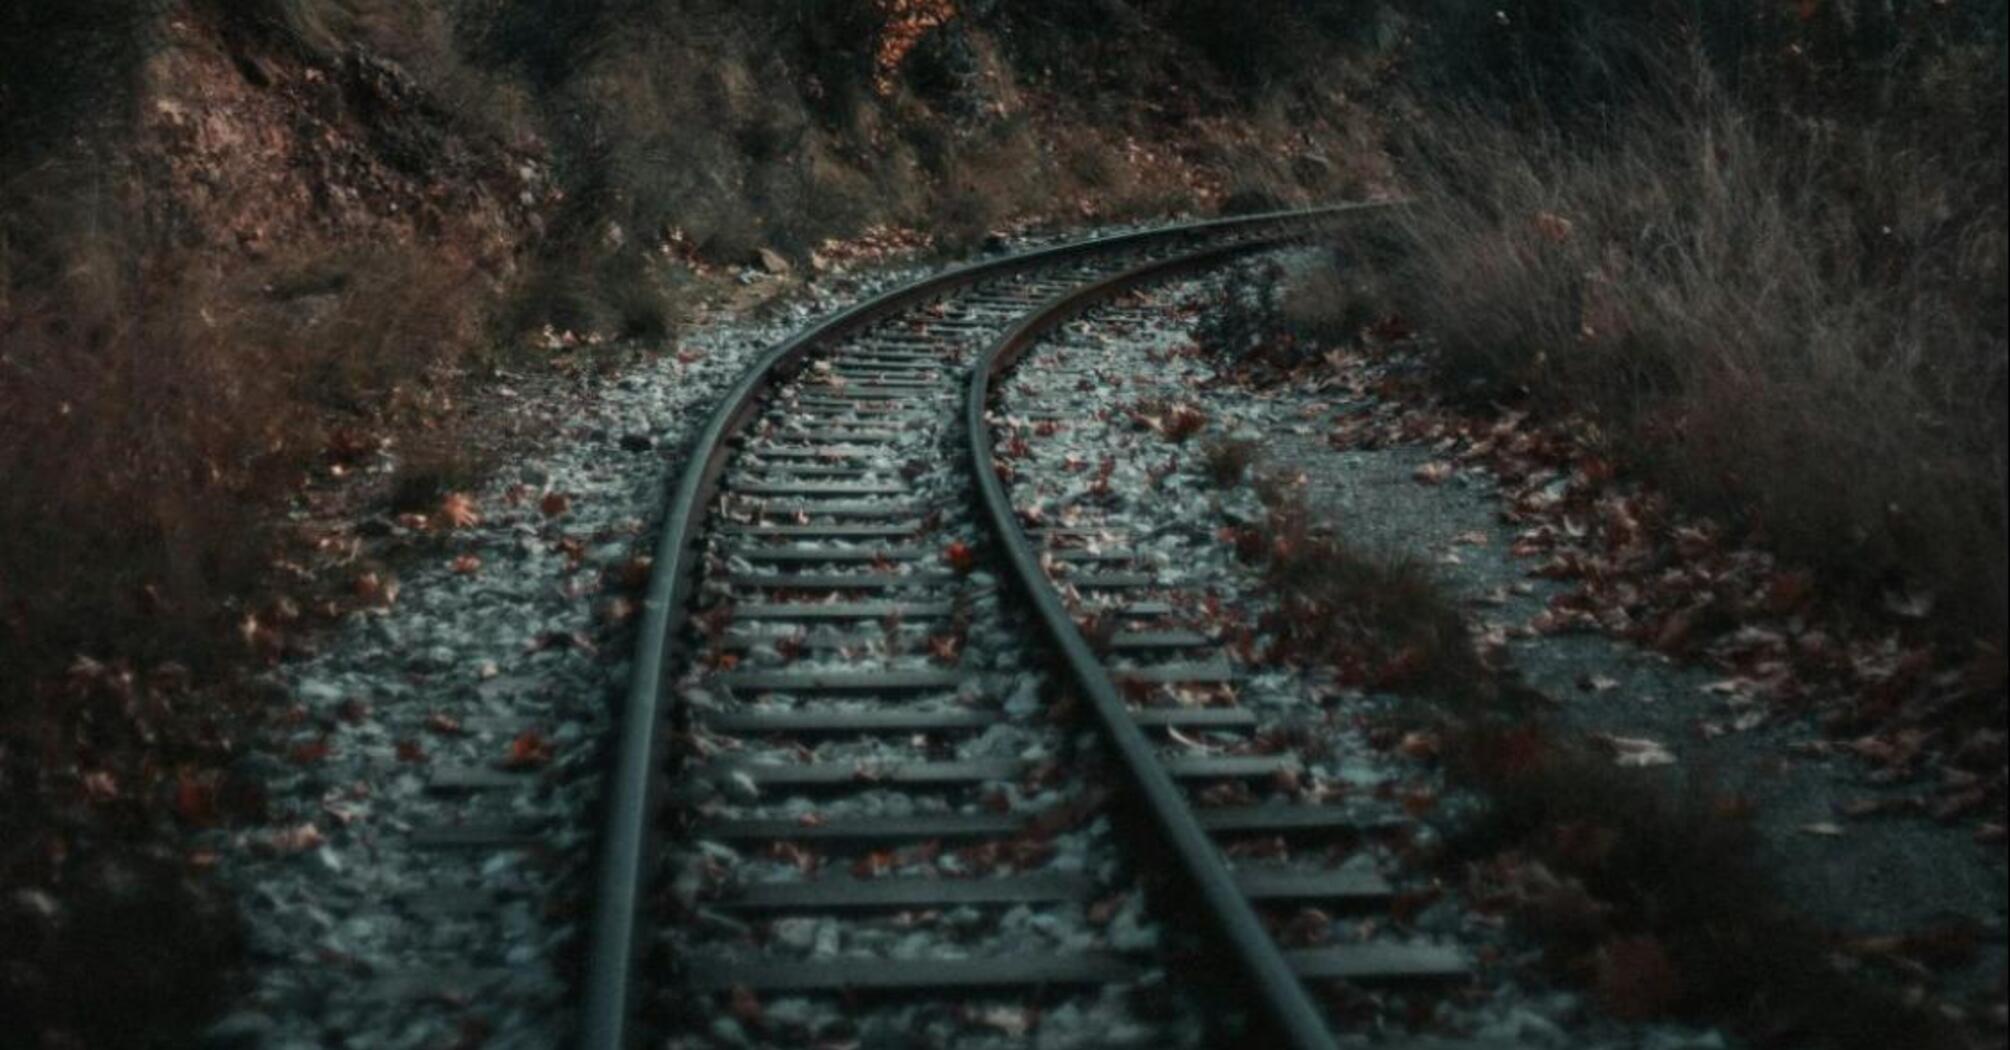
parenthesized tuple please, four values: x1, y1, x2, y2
(203, 1011, 277, 1048)
(771, 916, 819, 952)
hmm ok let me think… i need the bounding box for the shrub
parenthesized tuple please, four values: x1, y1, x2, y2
(1372, 82, 2007, 634)
(0, 194, 484, 680)
(1245, 496, 1489, 701)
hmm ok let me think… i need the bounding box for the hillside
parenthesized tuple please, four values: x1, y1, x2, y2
(4, 2, 2004, 1048)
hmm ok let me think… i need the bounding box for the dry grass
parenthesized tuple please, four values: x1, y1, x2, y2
(1442, 719, 1967, 1048)
(1373, 84, 2007, 636)
(1241, 492, 1491, 701)
(0, 183, 484, 679)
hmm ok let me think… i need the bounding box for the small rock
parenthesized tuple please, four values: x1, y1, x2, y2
(754, 247, 793, 275)
(771, 917, 819, 952)
(762, 997, 818, 1032)
(720, 770, 761, 803)
(1476, 1008, 1567, 1047)
(708, 1017, 752, 1048)
(812, 920, 841, 958)
(296, 680, 344, 705)
(203, 1011, 277, 1048)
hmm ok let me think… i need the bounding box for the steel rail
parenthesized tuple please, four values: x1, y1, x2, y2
(964, 236, 1356, 1050)
(580, 204, 1392, 1049)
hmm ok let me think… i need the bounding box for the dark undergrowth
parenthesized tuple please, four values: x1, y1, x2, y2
(1441, 718, 1970, 1048)
(1223, 3, 2008, 647)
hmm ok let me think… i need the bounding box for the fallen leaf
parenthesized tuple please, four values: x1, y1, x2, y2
(174, 772, 219, 826)
(439, 492, 481, 529)
(81, 770, 119, 803)
(619, 556, 654, 591)
(942, 541, 977, 574)
(504, 730, 553, 769)
(1398, 731, 1441, 761)
(1533, 211, 1575, 244)
(540, 492, 572, 518)
(451, 554, 483, 575)
(1413, 461, 1454, 485)
(926, 633, 962, 665)
(353, 572, 399, 608)
(266, 823, 325, 854)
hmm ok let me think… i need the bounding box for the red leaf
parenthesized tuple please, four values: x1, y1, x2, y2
(942, 541, 977, 574)
(175, 772, 220, 827)
(503, 730, 553, 770)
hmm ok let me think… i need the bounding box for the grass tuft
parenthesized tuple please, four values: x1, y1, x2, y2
(1243, 493, 1491, 702)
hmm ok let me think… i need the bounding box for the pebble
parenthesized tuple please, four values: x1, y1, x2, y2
(205, 276, 874, 1047)
(771, 916, 819, 952)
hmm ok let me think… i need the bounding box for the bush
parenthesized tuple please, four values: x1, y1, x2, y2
(1375, 81, 2006, 633)
(1243, 496, 1490, 701)
(0, 190, 485, 680)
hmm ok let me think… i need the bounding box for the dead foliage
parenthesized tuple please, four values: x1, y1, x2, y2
(1234, 492, 1490, 702)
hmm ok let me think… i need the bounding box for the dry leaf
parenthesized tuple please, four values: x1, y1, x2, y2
(504, 730, 553, 769)
(1413, 461, 1455, 485)
(439, 492, 481, 529)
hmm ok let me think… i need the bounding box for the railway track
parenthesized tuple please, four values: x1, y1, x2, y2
(584, 209, 1484, 1049)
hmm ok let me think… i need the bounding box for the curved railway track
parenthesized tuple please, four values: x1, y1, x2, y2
(584, 208, 1481, 1050)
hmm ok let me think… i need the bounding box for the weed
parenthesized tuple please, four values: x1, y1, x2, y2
(1243, 494, 1490, 702)
(1366, 78, 2007, 635)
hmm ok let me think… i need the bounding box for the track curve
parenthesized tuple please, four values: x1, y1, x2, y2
(583, 207, 1399, 1050)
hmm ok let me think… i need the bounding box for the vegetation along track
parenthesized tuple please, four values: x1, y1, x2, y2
(585, 207, 1484, 1050)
